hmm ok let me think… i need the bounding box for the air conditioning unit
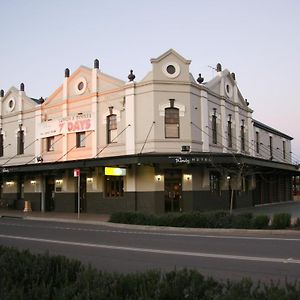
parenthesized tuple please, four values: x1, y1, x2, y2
(181, 145, 190, 152)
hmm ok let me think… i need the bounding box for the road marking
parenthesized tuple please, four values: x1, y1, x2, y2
(0, 233, 300, 264)
(1, 221, 300, 242)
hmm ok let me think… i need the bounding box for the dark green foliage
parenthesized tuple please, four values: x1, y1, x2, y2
(271, 213, 291, 229)
(110, 211, 273, 229)
(252, 215, 270, 229)
(0, 246, 300, 299)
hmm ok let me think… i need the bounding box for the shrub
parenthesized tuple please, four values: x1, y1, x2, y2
(252, 215, 270, 229)
(231, 213, 253, 229)
(271, 213, 291, 229)
(1, 246, 300, 299)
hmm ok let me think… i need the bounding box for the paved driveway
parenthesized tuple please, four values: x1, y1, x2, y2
(235, 201, 300, 218)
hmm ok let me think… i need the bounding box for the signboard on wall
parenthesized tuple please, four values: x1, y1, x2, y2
(37, 113, 95, 138)
(105, 167, 126, 176)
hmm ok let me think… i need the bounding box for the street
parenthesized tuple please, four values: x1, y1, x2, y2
(0, 217, 300, 282)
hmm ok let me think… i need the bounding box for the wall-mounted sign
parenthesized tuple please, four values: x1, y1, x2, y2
(105, 167, 126, 176)
(169, 156, 212, 164)
(37, 113, 95, 138)
(74, 169, 80, 177)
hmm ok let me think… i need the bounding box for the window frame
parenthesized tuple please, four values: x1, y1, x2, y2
(165, 106, 180, 138)
(240, 123, 245, 152)
(269, 136, 273, 159)
(256, 131, 259, 154)
(210, 172, 220, 193)
(227, 120, 232, 148)
(17, 129, 24, 155)
(46, 136, 55, 152)
(107, 114, 117, 144)
(76, 132, 86, 148)
(104, 175, 124, 198)
(0, 133, 3, 157)
(212, 115, 217, 144)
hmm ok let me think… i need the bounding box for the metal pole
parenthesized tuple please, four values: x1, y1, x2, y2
(77, 172, 80, 219)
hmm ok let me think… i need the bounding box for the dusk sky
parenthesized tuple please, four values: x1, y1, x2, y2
(1, 0, 300, 161)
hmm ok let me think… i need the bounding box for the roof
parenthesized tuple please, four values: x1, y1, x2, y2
(253, 120, 293, 140)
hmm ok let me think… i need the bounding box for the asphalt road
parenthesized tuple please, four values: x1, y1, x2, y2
(0, 217, 300, 283)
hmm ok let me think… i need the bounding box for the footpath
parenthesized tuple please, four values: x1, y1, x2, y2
(0, 209, 110, 226)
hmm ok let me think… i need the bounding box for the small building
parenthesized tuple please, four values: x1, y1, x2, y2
(0, 49, 299, 213)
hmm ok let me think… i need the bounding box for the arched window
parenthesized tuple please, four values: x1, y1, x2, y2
(107, 107, 117, 144)
(165, 99, 179, 138)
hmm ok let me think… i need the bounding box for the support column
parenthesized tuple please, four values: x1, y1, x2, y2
(92, 61, 99, 157)
(62, 69, 69, 161)
(200, 90, 209, 152)
(125, 82, 135, 155)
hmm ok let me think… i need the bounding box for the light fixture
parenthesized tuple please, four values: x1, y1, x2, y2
(6, 181, 14, 186)
(55, 179, 63, 185)
(184, 174, 192, 181)
(227, 175, 231, 180)
(155, 175, 162, 181)
(87, 177, 93, 183)
(30, 180, 36, 185)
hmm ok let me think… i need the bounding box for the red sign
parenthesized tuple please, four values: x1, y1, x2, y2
(74, 169, 80, 177)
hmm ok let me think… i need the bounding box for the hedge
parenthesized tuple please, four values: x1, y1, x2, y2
(110, 211, 300, 230)
(0, 246, 300, 299)
(110, 211, 274, 229)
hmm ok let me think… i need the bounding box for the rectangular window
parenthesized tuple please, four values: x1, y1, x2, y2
(0, 134, 3, 157)
(227, 120, 232, 148)
(212, 115, 217, 144)
(165, 107, 179, 138)
(241, 124, 245, 151)
(76, 132, 85, 148)
(17, 130, 24, 155)
(269, 136, 273, 159)
(283, 141, 286, 160)
(105, 176, 124, 197)
(210, 172, 220, 193)
(47, 136, 55, 152)
(107, 114, 117, 144)
(256, 132, 259, 153)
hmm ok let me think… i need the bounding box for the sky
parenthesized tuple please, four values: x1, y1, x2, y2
(1, 0, 300, 160)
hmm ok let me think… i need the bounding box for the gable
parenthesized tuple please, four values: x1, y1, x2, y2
(150, 49, 191, 82)
(1, 87, 36, 116)
(205, 69, 252, 110)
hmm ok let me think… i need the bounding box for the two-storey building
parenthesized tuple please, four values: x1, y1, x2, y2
(0, 49, 299, 213)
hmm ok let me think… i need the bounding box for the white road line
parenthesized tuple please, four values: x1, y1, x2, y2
(1, 221, 300, 242)
(0, 233, 300, 264)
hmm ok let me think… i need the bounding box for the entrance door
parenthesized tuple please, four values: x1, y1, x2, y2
(79, 174, 87, 213)
(45, 176, 55, 211)
(164, 169, 182, 212)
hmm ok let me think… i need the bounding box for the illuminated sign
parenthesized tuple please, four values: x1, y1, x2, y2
(105, 167, 126, 176)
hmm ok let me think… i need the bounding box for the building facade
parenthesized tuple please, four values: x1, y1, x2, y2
(0, 49, 299, 213)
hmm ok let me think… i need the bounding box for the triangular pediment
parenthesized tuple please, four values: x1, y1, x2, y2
(150, 49, 191, 65)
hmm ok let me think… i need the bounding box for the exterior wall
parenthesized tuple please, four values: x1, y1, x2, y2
(0, 49, 297, 215)
(254, 126, 292, 163)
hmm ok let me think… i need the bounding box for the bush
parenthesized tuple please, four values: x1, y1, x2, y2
(0, 246, 300, 299)
(272, 213, 291, 229)
(252, 215, 270, 229)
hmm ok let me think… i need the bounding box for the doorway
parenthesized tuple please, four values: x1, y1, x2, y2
(45, 176, 55, 211)
(164, 169, 182, 212)
(75, 174, 87, 213)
